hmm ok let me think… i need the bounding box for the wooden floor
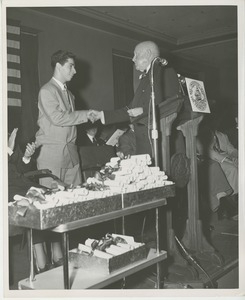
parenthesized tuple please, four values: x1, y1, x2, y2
(8, 213, 239, 290)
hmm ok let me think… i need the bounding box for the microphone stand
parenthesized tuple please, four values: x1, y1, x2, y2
(150, 57, 160, 167)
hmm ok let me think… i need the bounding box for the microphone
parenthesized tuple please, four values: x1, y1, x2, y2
(156, 57, 168, 66)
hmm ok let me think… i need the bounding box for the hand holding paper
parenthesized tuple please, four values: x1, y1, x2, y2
(127, 107, 143, 117)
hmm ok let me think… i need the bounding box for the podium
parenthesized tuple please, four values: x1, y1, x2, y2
(177, 116, 224, 265)
(158, 96, 199, 279)
(158, 96, 224, 282)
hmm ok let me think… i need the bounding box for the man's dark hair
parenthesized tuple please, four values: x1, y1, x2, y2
(51, 50, 76, 69)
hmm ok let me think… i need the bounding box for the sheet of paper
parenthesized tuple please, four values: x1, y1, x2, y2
(106, 129, 126, 146)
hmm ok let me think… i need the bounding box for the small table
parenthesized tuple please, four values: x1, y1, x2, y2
(9, 185, 175, 289)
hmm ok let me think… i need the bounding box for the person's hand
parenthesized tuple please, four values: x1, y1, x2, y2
(127, 107, 143, 117)
(8, 128, 18, 151)
(116, 151, 125, 159)
(23, 142, 36, 159)
(87, 110, 102, 123)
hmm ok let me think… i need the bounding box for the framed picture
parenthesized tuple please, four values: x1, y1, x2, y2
(185, 77, 210, 113)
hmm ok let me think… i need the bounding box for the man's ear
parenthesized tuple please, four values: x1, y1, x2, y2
(56, 62, 61, 70)
(146, 48, 152, 59)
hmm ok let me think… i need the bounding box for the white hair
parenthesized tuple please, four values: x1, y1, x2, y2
(137, 41, 160, 58)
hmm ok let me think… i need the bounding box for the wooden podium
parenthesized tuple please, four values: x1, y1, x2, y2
(177, 116, 224, 265)
(158, 96, 224, 281)
(158, 96, 199, 279)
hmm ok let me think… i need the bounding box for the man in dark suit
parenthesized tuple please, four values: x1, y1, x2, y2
(77, 122, 105, 147)
(89, 41, 182, 158)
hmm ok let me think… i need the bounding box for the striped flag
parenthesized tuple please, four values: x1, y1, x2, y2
(7, 19, 21, 107)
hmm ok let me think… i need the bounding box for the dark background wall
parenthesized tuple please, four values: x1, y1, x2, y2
(7, 8, 136, 111)
(7, 7, 238, 113)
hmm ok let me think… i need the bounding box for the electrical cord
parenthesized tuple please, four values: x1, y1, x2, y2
(174, 235, 215, 288)
(148, 95, 154, 158)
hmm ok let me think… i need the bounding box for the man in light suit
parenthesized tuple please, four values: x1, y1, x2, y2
(35, 50, 94, 188)
(90, 41, 182, 158)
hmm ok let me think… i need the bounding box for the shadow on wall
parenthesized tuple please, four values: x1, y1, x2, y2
(69, 58, 92, 110)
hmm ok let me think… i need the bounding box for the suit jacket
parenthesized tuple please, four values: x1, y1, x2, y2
(103, 65, 181, 155)
(117, 129, 136, 156)
(77, 132, 105, 147)
(35, 78, 88, 169)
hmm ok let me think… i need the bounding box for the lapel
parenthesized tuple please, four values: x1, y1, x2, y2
(132, 73, 150, 108)
(50, 78, 72, 111)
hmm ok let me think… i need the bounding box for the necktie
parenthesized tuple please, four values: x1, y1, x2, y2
(92, 138, 97, 145)
(64, 85, 74, 111)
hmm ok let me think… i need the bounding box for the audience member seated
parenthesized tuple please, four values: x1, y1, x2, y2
(8, 128, 39, 203)
(77, 122, 115, 180)
(8, 128, 63, 276)
(196, 151, 233, 220)
(197, 115, 238, 220)
(76, 121, 105, 147)
(225, 115, 238, 149)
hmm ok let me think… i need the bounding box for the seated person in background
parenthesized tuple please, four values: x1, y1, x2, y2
(225, 115, 238, 149)
(8, 128, 38, 202)
(196, 141, 233, 218)
(77, 122, 115, 180)
(197, 117, 238, 219)
(8, 128, 63, 273)
(76, 121, 105, 147)
(116, 124, 136, 158)
(207, 129, 238, 195)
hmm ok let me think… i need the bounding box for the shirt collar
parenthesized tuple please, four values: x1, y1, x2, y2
(145, 64, 151, 73)
(87, 134, 94, 142)
(52, 77, 66, 90)
(139, 64, 151, 79)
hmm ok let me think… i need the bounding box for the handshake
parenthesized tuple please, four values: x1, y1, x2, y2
(87, 107, 143, 123)
(87, 110, 103, 123)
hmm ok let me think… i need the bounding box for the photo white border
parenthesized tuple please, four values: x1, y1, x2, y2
(1, 0, 244, 299)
